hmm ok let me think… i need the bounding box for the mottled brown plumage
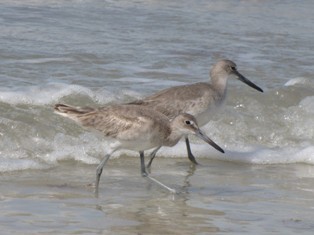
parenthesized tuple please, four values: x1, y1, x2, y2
(54, 103, 224, 193)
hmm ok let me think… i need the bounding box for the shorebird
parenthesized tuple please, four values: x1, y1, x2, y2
(54, 103, 224, 193)
(128, 59, 263, 169)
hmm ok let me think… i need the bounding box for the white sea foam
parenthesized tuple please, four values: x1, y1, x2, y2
(284, 77, 314, 87)
(0, 83, 136, 106)
(0, 81, 313, 172)
(1, 137, 313, 173)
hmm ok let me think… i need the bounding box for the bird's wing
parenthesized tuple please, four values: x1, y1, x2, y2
(78, 106, 153, 141)
(127, 83, 212, 118)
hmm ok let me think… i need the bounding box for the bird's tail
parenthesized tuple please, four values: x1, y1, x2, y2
(54, 103, 94, 122)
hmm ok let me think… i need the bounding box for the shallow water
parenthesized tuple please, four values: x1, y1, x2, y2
(1, 0, 314, 234)
(1, 158, 314, 234)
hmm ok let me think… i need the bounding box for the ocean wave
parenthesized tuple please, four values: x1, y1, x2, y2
(284, 77, 314, 87)
(0, 81, 313, 172)
(0, 82, 139, 106)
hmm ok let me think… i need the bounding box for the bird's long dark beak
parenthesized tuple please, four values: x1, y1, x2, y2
(194, 130, 224, 154)
(234, 70, 263, 92)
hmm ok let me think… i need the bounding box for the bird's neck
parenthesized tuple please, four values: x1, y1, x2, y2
(211, 74, 228, 97)
(164, 128, 184, 147)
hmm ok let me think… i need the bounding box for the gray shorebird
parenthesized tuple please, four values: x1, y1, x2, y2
(128, 59, 263, 169)
(54, 103, 224, 193)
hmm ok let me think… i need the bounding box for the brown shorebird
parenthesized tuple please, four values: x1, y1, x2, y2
(128, 60, 263, 169)
(54, 103, 224, 193)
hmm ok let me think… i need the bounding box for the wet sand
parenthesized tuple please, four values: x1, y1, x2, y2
(1, 156, 314, 234)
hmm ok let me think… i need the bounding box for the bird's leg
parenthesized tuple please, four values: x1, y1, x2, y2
(139, 151, 176, 193)
(95, 154, 111, 195)
(146, 176, 176, 193)
(185, 137, 199, 165)
(140, 151, 148, 177)
(146, 146, 162, 172)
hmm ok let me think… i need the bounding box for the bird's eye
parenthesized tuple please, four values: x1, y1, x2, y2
(231, 66, 236, 71)
(185, 120, 191, 125)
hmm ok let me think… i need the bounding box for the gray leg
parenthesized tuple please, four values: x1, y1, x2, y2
(185, 137, 198, 165)
(139, 151, 176, 193)
(139, 151, 148, 177)
(95, 154, 111, 194)
(146, 146, 162, 171)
